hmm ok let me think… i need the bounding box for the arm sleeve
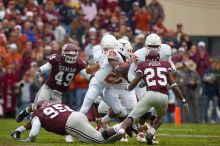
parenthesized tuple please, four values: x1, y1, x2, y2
(168, 57, 176, 70)
(128, 62, 137, 82)
(79, 69, 91, 80)
(28, 116, 41, 142)
(39, 62, 52, 73)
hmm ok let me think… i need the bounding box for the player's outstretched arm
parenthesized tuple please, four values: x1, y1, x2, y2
(127, 71, 142, 91)
(167, 72, 189, 113)
(34, 62, 52, 79)
(25, 117, 41, 142)
(86, 63, 99, 74)
(79, 69, 91, 80)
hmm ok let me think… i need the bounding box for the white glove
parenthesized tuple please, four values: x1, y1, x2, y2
(182, 99, 189, 114)
(138, 80, 146, 88)
(171, 70, 182, 79)
(34, 71, 41, 79)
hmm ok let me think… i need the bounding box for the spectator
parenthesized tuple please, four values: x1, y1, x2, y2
(134, 6, 151, 33)
(0, 1, 6, 21)
(42, 1, 60, 23)
(175, 23, 186, 45)
(73, 73, 89, 111)
(2, 64, 17, 118)
(134, 33, 145, 51)
(51, 17, 66, 43)
(194, 41, 210, 77)
(107, 15, 119, 33)
(202, 60, 219, 123)
(22, 21, 35, 43)
(59, 0, 76, 34)
(118, 0, 133, 13)
(15, 71, 32, 116)
(181, 60, 201, 123)
(148, 0, 165, 28)
(81, 0, 97, 22)
(3, 44, 22, 71)
(152, 18, 169, 37)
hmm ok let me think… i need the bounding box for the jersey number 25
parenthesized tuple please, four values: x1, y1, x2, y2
(145, 67, 167, 86)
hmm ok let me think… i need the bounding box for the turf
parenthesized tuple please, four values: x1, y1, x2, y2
(0, 119, 220, 146)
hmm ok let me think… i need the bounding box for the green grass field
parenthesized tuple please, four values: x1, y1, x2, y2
(0, 119, 220, 146)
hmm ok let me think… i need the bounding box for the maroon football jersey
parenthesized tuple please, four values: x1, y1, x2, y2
(31, 103, 73, 135)
(46, 54, 86, 93)
(137, 60, 172, 95)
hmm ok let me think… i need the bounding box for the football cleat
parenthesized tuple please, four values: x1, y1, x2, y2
(120, 136, 128, 142)
(65, 135, 73, 143)
(136, 132, 146, 143)
(16, 110, 29, 122)
(105, 132, 123, 143)
(11, 130, 21, 139)
(146, 133, 154, 145)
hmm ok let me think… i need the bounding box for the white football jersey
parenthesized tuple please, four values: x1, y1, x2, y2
(94, 49, 124, 85)
(134, 47, 148, 62)
(93, 49, 106, 67)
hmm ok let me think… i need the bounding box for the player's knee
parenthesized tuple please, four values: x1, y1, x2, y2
(113, 107, 127, 117)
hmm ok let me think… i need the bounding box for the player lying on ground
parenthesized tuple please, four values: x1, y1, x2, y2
(116, 49, 189, 145)
(11, 101, 121, 143)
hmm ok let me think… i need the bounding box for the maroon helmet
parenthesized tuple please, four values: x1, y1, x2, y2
(146, 49, 160, 61)
(61, 43, 79, 64)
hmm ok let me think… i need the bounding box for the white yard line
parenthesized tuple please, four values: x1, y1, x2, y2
(158, 133, 220, 138)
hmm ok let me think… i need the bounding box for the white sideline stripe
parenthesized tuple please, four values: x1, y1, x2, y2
(158, 133, 220, 138)
(159, 128, 219, 132)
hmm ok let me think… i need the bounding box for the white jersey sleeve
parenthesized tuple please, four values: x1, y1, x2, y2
(93, 49, 106, 67)
(134, 47, 148, 62)
(160, 44, 176, 70)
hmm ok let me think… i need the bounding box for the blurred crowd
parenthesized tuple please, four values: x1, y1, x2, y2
(0, 0, 219, 123)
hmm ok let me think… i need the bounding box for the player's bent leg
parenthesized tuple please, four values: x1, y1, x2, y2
(102, 88, 127, 117)
(66, 112, 106, 143)
(80, 84, 102, 114)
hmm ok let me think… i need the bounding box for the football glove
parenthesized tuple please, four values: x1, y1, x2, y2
(171, 69, 182, 79)
(182, 99, 189, 114)
(34, 71, 41, 79)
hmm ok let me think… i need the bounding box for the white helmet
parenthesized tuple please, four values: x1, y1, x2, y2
(117, 38, 131, 46)
(100, 34, 117, 51)
(160, 44, 171, 60)
(145, 33, 161, 50)
(115, 40, 133, 58)
(124, 43, 133, 58)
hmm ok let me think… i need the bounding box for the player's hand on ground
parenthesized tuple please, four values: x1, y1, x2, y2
(18, 138, 30, 142)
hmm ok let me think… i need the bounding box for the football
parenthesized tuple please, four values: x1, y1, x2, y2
(118, 62, 130, 72)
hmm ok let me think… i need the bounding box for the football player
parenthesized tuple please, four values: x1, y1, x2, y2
(12, 101, 121, 143)
(128, 33, 181, 142)
(117, 49, 189, 144)
(14, 43, 90, 142)
(16, 43, 90, 122)
(80, 35, 128, 119)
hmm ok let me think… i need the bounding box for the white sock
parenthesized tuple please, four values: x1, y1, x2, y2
(101, 115, 112, 123)
(16, 126, 26, 133)
(147, 127, 156, 135)
(113, 123, 122, 133)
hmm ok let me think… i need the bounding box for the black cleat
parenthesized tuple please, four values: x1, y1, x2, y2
(16, 110, 29, 122)
(11, 131, 21, 140)
(126, 123, 138, 137)
(146, 133, 154, 145)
